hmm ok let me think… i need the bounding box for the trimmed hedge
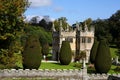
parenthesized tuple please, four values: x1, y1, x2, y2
(22, 35, 42, 69)
(90, 39, 99, 64)
(95, 39, 112, 73)
(59, 41, 72, 65)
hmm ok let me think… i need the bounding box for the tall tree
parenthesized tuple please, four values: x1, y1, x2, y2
(92, 19, 112, 42)
(90, 38, 99, 64)
(22, 35, 42, 69)
(0, 0, 29, 67)
(59, 41, 72, 65)
(39, 19, 47, 30)
(42, 43, 49, 56)
(53, 17, 69, 31)
(30, 16, 39, 25)
(109, 10, 120, 44)
(109, 10, 120, 59)
(95, 39, 112, 73)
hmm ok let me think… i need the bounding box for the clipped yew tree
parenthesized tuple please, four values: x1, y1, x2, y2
(42, 43, 49, 56)
(90, 38, 99, 64)
(95, 39, 112, 73)
(59, 41, 72, 65)
(22, 35, 42, 69)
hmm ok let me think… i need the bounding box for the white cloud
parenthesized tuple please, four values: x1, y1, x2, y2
(50, 18, 55, 22)
(29, 0, 52, 7)
(25, 15, 43, 22)
(53, 7, 63, 12)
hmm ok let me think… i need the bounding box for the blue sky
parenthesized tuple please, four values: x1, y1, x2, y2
(25, 0, 120, 25)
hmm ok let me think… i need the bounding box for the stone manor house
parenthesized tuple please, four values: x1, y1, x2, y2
(52, 21, 94, 63)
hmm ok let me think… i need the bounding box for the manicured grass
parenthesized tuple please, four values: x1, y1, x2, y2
(110, 47, 118, 58)
(40, 62, 80, 69)
(15, 53, 80, 69)
(16, 57, 80, 69)
(108, 65, 117, 74)
(15, 46, 119, 74)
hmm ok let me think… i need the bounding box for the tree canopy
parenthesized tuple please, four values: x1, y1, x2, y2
(0, 0, 29, 67)
(53, 17, 70, 31)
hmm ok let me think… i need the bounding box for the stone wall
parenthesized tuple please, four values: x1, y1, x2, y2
(0, 69, 120, 80)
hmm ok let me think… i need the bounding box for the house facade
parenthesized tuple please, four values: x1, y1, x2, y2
(52, 22, 94, 63)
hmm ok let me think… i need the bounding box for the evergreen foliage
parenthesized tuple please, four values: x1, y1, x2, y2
(0, 0, 29, 68)
(79, 51, 86, 60)
(42, 43, 49, 56)
(22, 26, 52, 46)
(59, 41, 72, 65)
(95, 39, 112, 73)
(22, 35, 42, 69)
(90, 38, 99, 63)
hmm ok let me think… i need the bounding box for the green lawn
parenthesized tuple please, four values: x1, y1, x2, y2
(16, 61, 80, 69)
(110, 47, 118, 58)
(15, 46, 119, 73)
(108, 65, 117, 74)
(40, 62, 80, 69)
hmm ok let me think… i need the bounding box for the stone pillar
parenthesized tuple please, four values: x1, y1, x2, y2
(82, 58, 88, 80)
(83, 58, 86, 68)
(115, 56, 119, 64)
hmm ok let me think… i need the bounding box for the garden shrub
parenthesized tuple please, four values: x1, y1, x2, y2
(22, 35, 42, 69)
(90, 38, 99, 64)
(114, 66, 120, 72)
(73, 63, 82, 68)
(42, 43, 49, 56)
(59, 41, 72, 65)
(95, 39, 112, 73)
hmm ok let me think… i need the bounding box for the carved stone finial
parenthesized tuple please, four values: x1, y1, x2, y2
(84, 22, 88, 31)
(60, 20, 62, 27)
(76, 22, 79, 30)
(66, 24, 69, 31)
(52, 22, 56, 31)
(60, 20, 63, 31)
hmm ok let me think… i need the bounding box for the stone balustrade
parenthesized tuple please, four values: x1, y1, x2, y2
(0, 69, 120, 80)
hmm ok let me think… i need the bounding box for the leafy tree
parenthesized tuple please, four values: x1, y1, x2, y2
(83, 18, 92, 30)
(80, 51, 86, 61)
(22, 26, 52, 46)
(74, 51, 86, 63)
(39, 19, 47, 29)
(38, 18, 52, 31)
(53, 20, 59, 31)
(22, 35, 42, 69)
(59, 41, 72, 65)
(109, 10, 120, 43)
(95, 39, 112, 73)
(84, 18, 92, 26)
(0, 0, 29, 67)
(90, 38, 99, 64)
(53, 17, 70, 31)
(108, 10, 120, 60)
(29, 16, 39, 25)
(42, 43, 49, 56)
(92, 19, 112, 42)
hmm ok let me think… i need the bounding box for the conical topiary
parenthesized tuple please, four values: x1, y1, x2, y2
(95, 39, 112, 73)
(42, 43, 49, 56)
(22, 35, 42, 69)
(90, 38, 99, 64)
(59, 41, 72, 65)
